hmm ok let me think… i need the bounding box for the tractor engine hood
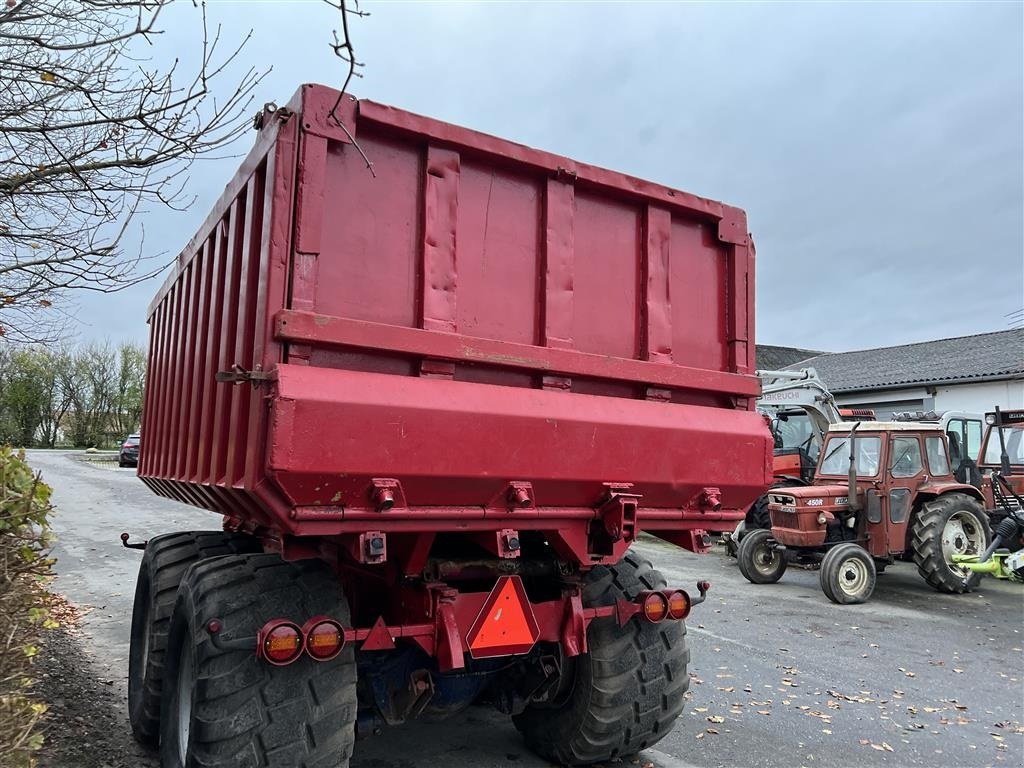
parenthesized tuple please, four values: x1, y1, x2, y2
(768, 484, 854, 513)
(766, 485, 854, 548)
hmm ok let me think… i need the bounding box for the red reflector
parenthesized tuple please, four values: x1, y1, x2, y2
(643, 592, 668, 623)
(261, 621, 302, 665)
(666, 590, 690, 620)
(467, 576, 540, 659)
(303, 617, 345, 661)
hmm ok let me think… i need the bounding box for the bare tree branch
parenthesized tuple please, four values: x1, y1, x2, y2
(0, 0, 266, 342)
(322, 0, 374, 177)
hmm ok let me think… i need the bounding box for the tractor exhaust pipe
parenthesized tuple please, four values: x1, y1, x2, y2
(847, 422, 861, 512)
(994, 406, 1012, 477)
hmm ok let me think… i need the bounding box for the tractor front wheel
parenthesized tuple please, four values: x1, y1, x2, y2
(820, 543, 876, 604)
(911, 493, 990, 593)
(513, 552, 689, 765)
(737, 529, 787, 584)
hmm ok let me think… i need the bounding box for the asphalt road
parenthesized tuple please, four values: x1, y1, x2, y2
(26, 450, 1024, 768)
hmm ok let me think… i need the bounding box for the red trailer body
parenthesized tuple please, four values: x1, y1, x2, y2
(132, 84, 772, 766)
(139, 84, 770, 556)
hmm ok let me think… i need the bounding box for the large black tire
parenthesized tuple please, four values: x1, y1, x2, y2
(128, 531, 261, 746)
(819, 543, 876, 604)
(737, 528, 787, 584)
(513, 552, 689, 765)
(911, 493, 991, 593)
(159, 553, 357, 768)
(747, 493, 772, 532)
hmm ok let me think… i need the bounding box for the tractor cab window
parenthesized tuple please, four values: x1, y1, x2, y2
(925, 436, 950, 476)
(982, 425, 1024, 467)
(890, 437, 924, 478)
(946, 419, 983, 463)
(819, 435, 882, 477)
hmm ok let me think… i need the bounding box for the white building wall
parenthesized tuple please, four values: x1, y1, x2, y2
(833, 378, 1024, 419)
(932, 379, 1024, 413)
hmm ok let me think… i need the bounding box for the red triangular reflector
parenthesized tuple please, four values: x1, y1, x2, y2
(361, 616, 396, 651)
(467, 576, 539, 658)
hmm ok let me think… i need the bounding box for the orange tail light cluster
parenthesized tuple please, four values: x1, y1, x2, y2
(640, 589, 691, 623)
(257, 617, 345, 665)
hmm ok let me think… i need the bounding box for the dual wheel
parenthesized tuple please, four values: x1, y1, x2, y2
(128, 533, 690, 767)
(128, 532, 357, 767)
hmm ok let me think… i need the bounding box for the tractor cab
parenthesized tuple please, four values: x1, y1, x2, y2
(766, 422, 986, 563)
(978, 408, 1024, 519)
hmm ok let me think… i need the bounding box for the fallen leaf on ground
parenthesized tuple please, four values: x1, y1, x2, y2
(707, 715, 725, 723)
(706, 728, 719, 735)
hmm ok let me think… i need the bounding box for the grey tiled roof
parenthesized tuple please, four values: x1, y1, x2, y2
(784, 329, 1024, 393)
(756, 345, 823, 371)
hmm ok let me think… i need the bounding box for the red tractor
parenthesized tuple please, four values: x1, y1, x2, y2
(738, 420, 991, 603)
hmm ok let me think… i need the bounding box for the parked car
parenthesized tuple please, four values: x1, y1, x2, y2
(119, 434, 140, 468)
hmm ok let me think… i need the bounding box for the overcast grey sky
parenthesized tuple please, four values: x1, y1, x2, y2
(76, 0, 1024, 354)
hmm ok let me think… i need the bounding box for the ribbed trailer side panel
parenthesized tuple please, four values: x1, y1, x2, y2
(140, 117, 289, 525)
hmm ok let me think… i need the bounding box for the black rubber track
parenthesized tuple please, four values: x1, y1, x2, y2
(513, 552, 689, 765)
(159, 553, 357, 768)
(911, 493, 991, 594)
(128, 531, 261, 746)
(746, 494, 772, 532)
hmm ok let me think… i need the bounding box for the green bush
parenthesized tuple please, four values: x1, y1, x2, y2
(0, 446, 54, 768)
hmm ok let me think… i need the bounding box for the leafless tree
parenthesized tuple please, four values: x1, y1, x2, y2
(0, 0, 264, 343)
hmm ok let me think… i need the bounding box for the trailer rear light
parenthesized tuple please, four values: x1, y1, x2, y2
(666, 590, 690, 620)
(260, 621, 303, 665)
(642, 592, 668, 623)
(303, 617, 345, 661)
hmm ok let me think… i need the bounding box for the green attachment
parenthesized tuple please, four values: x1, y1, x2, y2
(952, 551, 1021, 582)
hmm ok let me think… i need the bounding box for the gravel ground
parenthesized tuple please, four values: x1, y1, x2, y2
(36, 622, 157, 768)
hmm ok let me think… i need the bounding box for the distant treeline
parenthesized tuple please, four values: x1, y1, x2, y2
(0, 342, 145, 449)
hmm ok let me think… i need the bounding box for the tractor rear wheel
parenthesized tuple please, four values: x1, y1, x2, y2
(737, 529, 787, 584)
(820, 543, 876, 604)
(128, 531, 260, 746)
(159, 553, 357, 768)
(513, 552, 689, 765)
(911, 493, 990, 593)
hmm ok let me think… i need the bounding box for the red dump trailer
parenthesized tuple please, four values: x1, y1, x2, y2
(129, 84, 772, 767)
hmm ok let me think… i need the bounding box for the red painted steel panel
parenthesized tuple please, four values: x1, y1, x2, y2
(208, 199, 244, 484)
(456, 162, 541, 346)
(226, 171, 265, 486)
(268, 364, 771, 510)
(139, 84, 768, 548)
